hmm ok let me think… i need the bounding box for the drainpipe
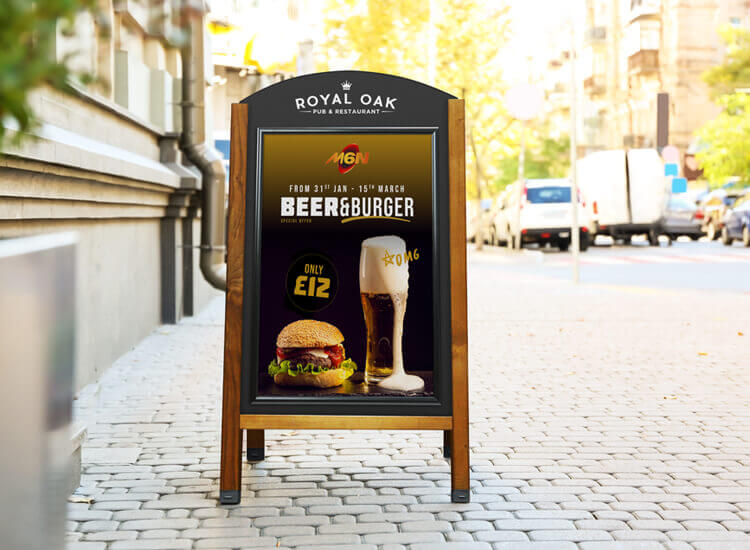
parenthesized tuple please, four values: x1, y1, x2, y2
(181, 1, 226, 291)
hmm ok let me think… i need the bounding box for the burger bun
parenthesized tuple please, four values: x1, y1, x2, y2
(273, 368, 349, 388)
(276, 319, 344, 349)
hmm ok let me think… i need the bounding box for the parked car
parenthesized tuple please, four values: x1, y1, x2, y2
(659, 195, 705, 243)
(490, 179, 590, 251)
(700, 189, 744, 240)
(721, 191, 750, 247)
(577, 148, 669, 246)
(467, 198, 495, 244)
(487, 188, 512, 246)
(466, 200, 480, 242)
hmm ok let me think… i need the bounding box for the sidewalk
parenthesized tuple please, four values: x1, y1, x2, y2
(68, 253, 750, 550)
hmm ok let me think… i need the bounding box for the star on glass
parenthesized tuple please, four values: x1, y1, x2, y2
(382, 250, 395, 266)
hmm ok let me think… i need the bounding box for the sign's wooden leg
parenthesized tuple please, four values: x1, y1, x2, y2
(220, 102, 248, 506)
(246, 429, 264, 462)
(450, 425, 470, 503)
(219, 422, 242, 504)
(443, 430, 451, 458)
(448, 98, 470, 504)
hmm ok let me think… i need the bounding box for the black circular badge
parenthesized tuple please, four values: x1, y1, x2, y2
(285, 253, 339, 312)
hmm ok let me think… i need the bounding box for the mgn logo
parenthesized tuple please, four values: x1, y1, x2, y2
(325, 144, 369, 174)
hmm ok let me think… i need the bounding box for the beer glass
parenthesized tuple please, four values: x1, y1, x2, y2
(359, 235, 424, 392)
(360, 236, 408, 384)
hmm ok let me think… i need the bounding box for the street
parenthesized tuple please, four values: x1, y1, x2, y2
(475, 238, 750, 293)
(67, 250, 750, 550)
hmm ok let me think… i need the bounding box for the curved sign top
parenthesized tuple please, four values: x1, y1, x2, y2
(241, 70, 456, 127)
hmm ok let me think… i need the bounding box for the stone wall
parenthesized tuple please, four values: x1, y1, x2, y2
(0, 87, 221, 392)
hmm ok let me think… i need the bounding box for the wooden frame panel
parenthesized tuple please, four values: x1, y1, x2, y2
(220, 98, 469, 505)
(220, 103, 247, 503)
(448, 99, 470, 502)
(240, 415, 452, 430)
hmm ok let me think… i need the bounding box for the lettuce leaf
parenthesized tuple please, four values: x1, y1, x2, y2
(340, 358, 357, 378)
(268, 358, 358, 379)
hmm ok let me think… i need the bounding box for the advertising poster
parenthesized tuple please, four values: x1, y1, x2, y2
(256, 131, 435, 399)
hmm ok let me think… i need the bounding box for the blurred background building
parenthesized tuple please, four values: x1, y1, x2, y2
(208, 0, 322, 167)
(579, 0, 749, 160)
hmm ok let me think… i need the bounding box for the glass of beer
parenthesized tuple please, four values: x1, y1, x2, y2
(360, 236, 415, 387)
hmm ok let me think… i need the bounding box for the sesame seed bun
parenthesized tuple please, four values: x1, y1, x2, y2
(276, 320, 344, 349)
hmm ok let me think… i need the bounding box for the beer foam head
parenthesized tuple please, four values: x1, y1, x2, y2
(359, 235, 408, 295)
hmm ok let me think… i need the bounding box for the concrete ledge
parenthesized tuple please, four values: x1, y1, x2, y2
(5, 122, 181, 188)
(70, 422, 86, 494)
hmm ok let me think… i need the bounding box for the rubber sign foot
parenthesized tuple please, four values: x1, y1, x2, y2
(247, 448, 264, 462)
(219, 490, 241, 505)
(451, 489, 470, 503)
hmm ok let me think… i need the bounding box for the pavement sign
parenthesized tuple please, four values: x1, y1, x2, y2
(220, 71, 470, 505)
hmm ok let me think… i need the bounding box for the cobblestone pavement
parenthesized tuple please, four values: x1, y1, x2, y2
(68, 251, 750, 550)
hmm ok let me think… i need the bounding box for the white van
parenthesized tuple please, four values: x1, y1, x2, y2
(577, 149, 670, 245)
(490, 179, 590, 251)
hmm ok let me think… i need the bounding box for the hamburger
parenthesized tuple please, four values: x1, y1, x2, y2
(268, 320, 356, 388)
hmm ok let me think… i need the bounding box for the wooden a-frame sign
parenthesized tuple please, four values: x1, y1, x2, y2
(220, 71, 469, 504)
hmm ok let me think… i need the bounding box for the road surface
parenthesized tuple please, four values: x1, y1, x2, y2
(474, 237, 750, 293)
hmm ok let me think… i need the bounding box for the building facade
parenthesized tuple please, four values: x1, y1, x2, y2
(0, 1, 222, 392)
(580, 0, 749, 160)
(208, 0, 321, 159)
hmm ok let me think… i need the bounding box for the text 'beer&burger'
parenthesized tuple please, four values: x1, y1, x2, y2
(280, 196, 415, 219)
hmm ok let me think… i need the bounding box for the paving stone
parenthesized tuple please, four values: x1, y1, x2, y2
(84, 531, 138, 541)
(492, 544, 577, 550)
(474, 531, 529, 542)
(666, 530, 750, 541)
(201, 517, 252, 528)
(278, 534, 360, 547)
(362, 532, 445, 544)
(112, 510, 165, 521)
(193, 537, 276, 548)
(66, 543, 107, 550)
(262, 526, 315, 537)
(400, 520, 452, 532)
(109, 541, 192, 550)
(494, 519, 575, 530)
(612, 530, 669, 541)
(529, 530, 613, 541)
(182, 527, 260, 539)
(140, 530, 181, 539)
(692, 544, 750, 550)
(411, 544, 491, 550)
(578, 543, 665, 550)
(121, 519, 199, 530)
(253, 515, 329, 528)
(445, 530, 475, 542)
(78, 520, 119, 533)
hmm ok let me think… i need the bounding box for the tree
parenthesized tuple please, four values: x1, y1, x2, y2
(695, 26, 750, 185)
(696, 93, 750, 185)
(703, 26, 750, 97)
(494, 134, 571, 193)
(320, 0, 513, 200)
(0, 0, 96, 151)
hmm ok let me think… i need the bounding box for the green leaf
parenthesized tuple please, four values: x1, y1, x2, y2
(340, 358, 357, 378)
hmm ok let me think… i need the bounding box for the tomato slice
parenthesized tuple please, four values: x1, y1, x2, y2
(323, 344, 344, 367)
(276, 344, 345, 367)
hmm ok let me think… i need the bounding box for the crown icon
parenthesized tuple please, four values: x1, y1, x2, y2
(341, 80, 352, 91)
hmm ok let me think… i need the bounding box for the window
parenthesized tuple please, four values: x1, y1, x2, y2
(527, 187, 572, 204)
